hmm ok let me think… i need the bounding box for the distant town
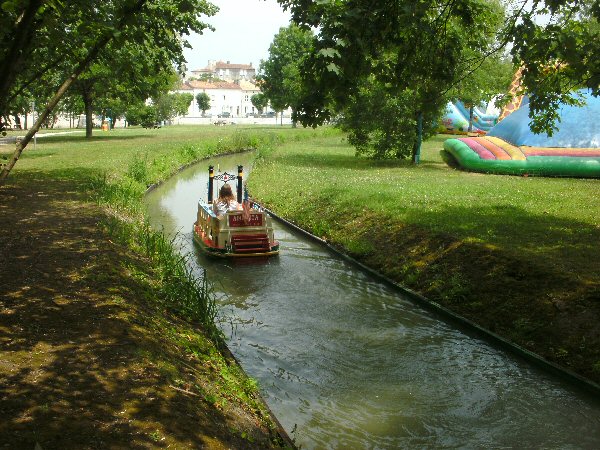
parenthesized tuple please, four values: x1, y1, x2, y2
(16, 60, 289, 130)
(175, 60, 288, 123)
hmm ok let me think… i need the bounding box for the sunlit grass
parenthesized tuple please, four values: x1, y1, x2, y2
(8, 125, 303, 179)
(249, 132, 600, 274)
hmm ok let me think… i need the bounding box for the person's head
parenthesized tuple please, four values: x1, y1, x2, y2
(218, 183, 235, 202)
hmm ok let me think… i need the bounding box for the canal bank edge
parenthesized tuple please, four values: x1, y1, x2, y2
(258, 204, 600, 398)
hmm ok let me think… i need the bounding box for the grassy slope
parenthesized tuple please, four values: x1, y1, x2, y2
(249, 130, 600, 383)
(1, 125, 317, 448)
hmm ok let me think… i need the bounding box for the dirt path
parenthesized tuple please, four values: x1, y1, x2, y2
(0, 176, 287, 449)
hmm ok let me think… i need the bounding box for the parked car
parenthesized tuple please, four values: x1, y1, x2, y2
(217, 112, 231, 118)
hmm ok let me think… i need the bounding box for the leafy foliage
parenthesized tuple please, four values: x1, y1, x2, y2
(196, 92, 210, 114)
(278, 0, 600, 140)
(277, 0, 506, 158)
(0, 0, 217, 180)
(509, 0, 600, 134)
(339, 77, 443, 159)
(258, 24, 314, 115)
(155, 92, 194, 122)
(251, 93, 268, 114)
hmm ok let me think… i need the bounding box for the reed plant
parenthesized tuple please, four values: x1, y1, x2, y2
(99, 213, 220, 338)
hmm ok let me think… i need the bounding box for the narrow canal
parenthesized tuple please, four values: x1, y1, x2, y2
(145, 153, 600, 449)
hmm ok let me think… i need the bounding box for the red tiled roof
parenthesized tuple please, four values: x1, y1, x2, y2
(186, 80, 242, 90)
(214, 61, 254, 70)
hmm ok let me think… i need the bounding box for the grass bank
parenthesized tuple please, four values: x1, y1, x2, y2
(0, 125, 326, 448)
(248, 130, 600, 384)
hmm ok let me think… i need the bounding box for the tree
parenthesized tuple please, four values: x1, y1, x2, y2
(258, 24, 314, 124)
(125, 101, 154, 127)
(278, 0, 507, 159)
(251, 93, 268, 114)
(509, 0, 600, 134)
(277, 0, 600, 141)
(68, 43, 183, 137)
(0, 0, 217, 183)
(338, 75, 445, 159)
(155, 92, 194, 123)
(196, 92, 211, 116)
(449, 55, 514, 131)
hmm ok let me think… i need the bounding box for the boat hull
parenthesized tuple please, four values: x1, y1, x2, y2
(193, 225, 280, 258)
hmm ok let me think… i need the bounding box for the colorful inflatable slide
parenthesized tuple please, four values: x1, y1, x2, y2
(440, 100, 499, 134)
(442, 90, 600, 177)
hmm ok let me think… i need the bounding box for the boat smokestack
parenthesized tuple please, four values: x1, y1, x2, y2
(208, 165, 214, 203)
(237, 165, 243, 204)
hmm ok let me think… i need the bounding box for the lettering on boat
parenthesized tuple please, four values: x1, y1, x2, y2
(229, 213, 263, 227)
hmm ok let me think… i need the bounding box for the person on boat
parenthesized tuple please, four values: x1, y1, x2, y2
(213, 183, 241, 216)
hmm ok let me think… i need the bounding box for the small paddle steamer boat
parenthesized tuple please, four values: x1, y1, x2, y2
(193, 165, 279, 257)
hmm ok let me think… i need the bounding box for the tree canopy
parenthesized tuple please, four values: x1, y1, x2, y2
(258, 24, 314, 117)
(251, 93, 268, 114)
(276, 0, 600, 150)
(0, 0, 217, 182)
(196, 92, 211, 115)
(276, 0, 507, 159)
(510, 0, 600, 134)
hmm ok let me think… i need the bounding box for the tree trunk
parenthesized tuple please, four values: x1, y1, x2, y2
(411, 111, 423, 164)
(83, 90, 94, 138)
(468, 104, 474, 132)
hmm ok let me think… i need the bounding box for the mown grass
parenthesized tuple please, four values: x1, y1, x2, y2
(249, 130, 600, 383)
(250, 132, 599, 263)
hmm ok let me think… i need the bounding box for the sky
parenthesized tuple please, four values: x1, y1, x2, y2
(182, 0, 292, 72)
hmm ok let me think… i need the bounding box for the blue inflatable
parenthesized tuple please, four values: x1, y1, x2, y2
(442, 89, 600, 177)
(488, 91, 600, 148)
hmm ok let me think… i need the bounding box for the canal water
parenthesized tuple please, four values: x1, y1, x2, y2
(145, 153, 600, 449)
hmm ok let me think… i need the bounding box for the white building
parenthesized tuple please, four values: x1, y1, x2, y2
(176, 79, 264, 121)
(188, 60, 256, 82)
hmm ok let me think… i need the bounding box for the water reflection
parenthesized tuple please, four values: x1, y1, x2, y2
(145, 154, 600, 449)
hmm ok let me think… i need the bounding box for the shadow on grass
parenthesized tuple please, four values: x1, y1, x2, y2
(6, 167, 107, 188)
(33, 133, 144, 144)
(404, 202, 600, 275)
(281, 150, 418, 171)
(0, 176, 263, 449)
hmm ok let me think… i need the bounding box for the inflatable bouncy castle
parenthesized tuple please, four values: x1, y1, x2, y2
(442, 90, 600, 178)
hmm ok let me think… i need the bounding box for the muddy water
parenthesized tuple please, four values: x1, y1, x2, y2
(145, 154, 600, 449)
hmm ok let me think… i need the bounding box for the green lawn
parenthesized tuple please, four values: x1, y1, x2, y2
(250, 132, 600, 276)
(3, 126, 280, 179)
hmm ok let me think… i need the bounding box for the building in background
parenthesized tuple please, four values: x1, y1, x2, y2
(175, 79, 266, 122)
(187, 60, 256, 82)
